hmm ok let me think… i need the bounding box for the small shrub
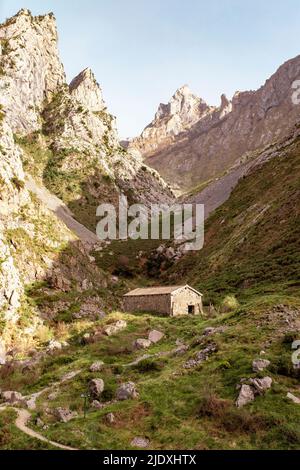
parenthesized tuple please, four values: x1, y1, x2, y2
(220, 295, 239, 312)
(11, 176, 25, 191)
(101, 384, 116, 401)
(134, 358, 166, 373)
(47, 354, 75, 367)
(112, 364, 123, 375)
(34, 324, 53, 344)
(0, 104, 5, 122)
(197, 394, 230, 419)
(282, 331, 298, 344)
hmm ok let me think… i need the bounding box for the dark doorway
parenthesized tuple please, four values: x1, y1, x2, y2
(188, 305, 195, 315)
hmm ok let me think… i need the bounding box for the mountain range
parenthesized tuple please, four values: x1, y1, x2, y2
(0, 9, 299, 451)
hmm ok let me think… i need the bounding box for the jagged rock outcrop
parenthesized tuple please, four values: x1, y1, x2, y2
(0, 9, 173, 239)
(128, 85, 213, 156)
(41, 70, 173, 230)
(69, 68, 105, 112)
(130, 55, 300, 192)
(0, 9, 65, 133)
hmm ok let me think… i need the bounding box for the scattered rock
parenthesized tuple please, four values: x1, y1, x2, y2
(49, 273, 71, 292)
(90, 361, 104, 372)
(25, 397, 37, 410)
(104, 320, 127, 336)
(110, 275, 119, 284)
(105, 412, 115, 424)
(287, 392, 300, 404)
(1, 390, 24, 404)
(133, 338, 152, 350)
(148, 330, 164, 343)
(60, 369, 79, 382)
(173, 344, 189, 356)
(203, 326, 225, 336)
(249, 376, 272, 395)
(54, 407, 78, 423)
(91, 400, 104, 409)
(184, 343, 217, 368)
(0, 340, 6, 365)
(46, 340, 62, 352)
(252, 358, 270, 372)
(48, 391, 59, 401)
(236, 384, 255, 408)
(130, 437, 149, 448)
(89, 378, 104, 399)
(35, 417, 44, 428)
(116, 382, 138, 401)
(81, 333, 92, 345)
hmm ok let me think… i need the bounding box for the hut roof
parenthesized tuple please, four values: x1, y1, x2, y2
(123, 285, 202, 297)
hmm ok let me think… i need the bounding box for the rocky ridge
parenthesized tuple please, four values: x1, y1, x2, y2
(0, 9, 173, 359)
(129, 55, 300, 192)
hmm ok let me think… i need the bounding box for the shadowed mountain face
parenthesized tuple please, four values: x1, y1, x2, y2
(129, 55, 300, 192)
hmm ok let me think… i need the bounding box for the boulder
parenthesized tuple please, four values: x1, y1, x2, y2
(249, 376, 272, 395)
(48, 391, 59, 401)
(0, 340, 6, 365)
(54, 407, 78, 423)
(287, 392, 300, 404)
(116, 382, 138, 401)
(49, 273, 71, 291)
(46, 340, 62, 352)
(130, 437, 149, 448)
(104, 320, 127, 336)
(60, 370, 79, 382)
(148, 330, 164, 343)
(35, 417, 44, 428)
(91, 400, 104, 409)
(252, 358, 270, 372)
(1, 390, 24, 404)
(236, 384, 255, 407)
(105, 412, 115, 424)
(90, 361, 104, 372)
(89, 378, 104, 399)
(173, 344, 189, 356)
(25, 396, 37, 410)
(133, 338, 152, 350)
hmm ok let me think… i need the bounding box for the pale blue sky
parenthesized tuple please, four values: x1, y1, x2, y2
(1, 0, 300, 137)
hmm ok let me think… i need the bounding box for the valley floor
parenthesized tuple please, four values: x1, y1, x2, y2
(1, 292, 300, 450)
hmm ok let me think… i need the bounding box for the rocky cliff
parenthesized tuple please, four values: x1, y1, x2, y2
(129, 85, 214, 156)
(130, 55, 300, 192)
(0, 9, 173, 228)
(0, 9, 173, 359)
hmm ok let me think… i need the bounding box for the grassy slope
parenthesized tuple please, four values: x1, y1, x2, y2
(1, 301, 300, 450)
(1, 123, 299, 451)
(165, 134, 300, 305)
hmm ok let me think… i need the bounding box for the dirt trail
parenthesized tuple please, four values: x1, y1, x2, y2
(0, 406, 77, 450)
(25, 175, 98, 246)
(0, 369, 82, 450)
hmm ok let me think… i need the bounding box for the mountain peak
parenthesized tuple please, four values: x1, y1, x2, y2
(69, 68, 105, 111)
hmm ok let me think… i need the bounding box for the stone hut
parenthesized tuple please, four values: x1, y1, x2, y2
(123, 285, 203, 316)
